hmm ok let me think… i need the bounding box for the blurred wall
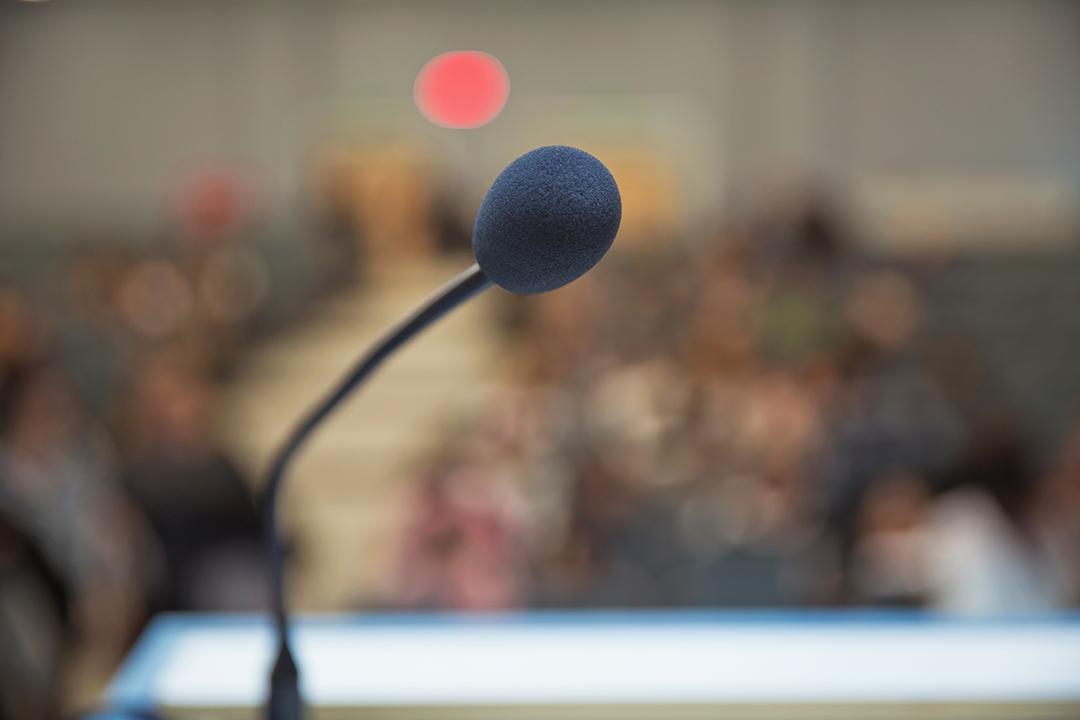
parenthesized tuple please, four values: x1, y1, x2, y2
(1, 0, 1077, 243)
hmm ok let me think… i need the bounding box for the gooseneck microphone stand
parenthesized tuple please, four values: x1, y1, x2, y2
(261, 264, 492, 720)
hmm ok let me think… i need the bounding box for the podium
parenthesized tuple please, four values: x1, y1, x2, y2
(107, 611, 1080, 719)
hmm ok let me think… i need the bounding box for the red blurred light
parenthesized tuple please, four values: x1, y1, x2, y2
(414, 51, 509, 129)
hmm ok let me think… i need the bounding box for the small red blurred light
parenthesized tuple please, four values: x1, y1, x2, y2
(414, 51, 509, 129)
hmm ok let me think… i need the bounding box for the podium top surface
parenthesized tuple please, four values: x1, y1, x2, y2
(109, 611, 1080, 715)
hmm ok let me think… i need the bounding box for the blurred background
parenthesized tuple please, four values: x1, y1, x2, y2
(1, 0, 1079, 716)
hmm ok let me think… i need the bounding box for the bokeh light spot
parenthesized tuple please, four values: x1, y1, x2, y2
(414, 51, 509, 129)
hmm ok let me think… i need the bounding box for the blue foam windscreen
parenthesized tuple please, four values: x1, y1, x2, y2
(472, 145, 621, 294)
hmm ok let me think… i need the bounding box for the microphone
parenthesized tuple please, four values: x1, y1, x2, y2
(262, 145, 621, 720)
(474, 145, 621, 293)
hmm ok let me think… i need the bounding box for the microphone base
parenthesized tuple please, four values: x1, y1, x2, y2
(267, 644, 303, 720)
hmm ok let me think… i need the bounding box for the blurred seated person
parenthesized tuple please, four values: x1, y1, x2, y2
(0, 361, 148, 700)
(850, 469, 932, 607)
(750, 176, 849, 268)
(1039, 423, 1080, 606)
(392, 442, 527, 612)
(537, 447, 661, 608)
(0, 288, 46, 370)
(120, 355, 264, 612)
(0, 509, 66, 720)
(925, 426, 1067, 615)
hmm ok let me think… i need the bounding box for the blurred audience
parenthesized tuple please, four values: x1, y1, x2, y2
(1, 167, 1079, 718)
(390, 185, 1080, 616)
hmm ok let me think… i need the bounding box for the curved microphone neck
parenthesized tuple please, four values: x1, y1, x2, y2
(260, 263, 492, 720)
